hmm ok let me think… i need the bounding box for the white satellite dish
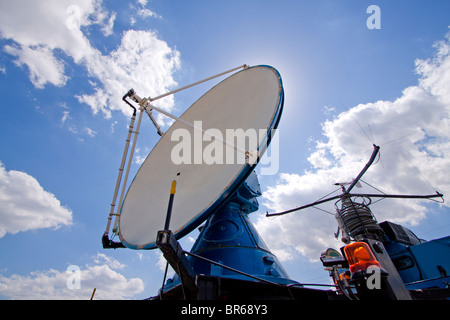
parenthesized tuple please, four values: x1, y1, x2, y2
(118, 65, 284, 249)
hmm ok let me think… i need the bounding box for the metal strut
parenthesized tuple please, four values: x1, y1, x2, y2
(103, 90, 143, 249)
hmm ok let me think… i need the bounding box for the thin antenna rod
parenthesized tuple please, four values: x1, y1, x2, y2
(346, 144, 379, 193)
(347, 192, 444, 201)
(266, 195, 342, 217)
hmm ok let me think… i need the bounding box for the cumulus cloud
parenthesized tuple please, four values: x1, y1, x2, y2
(130, 0, 161, 25)
(257, 32, 450, 262)
(0, 0, 104, 79)
(76, 29, 180, 119)
(0, 0, 180, 119)
(3, 44, 68, 88)
(0, 253, 144, 300)
(0, 162, 73, 238)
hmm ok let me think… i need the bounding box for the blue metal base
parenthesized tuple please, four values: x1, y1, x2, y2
(162, 201, 299, 292)
(384, 233, 450, 290)
(161, 171, 299, 295)
(188, 201, 297, 285)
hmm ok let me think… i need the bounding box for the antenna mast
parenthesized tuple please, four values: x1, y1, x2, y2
(267, 144, 443, 221)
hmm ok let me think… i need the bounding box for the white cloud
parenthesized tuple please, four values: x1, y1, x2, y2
(76, 29, 181, 119)
(131, 0, 161, 22)
(134, 155, 146, 165)
(0, 0, 179, 119)
(257, 32, 450, 262)
(137, 8, 160, 19)
(61, 110, 71, 125)
(134, 147, 150, 165)
(84, 127, 98, 137)
(155, 252, 175, 279)
(137, 0, 148, 6)
(4, 44, 68, 88)
(111, 120, 118, 133)
(101, 12, 116, 36)
(93, 253, 125, 270)
(0, 162, 73, 238)
(0, 254, 144, 300)
(0, 0, 101, 83)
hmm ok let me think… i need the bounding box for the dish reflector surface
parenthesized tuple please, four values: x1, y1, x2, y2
(119, 66, 284, 249)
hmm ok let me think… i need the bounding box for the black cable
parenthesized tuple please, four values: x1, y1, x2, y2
(159, 261, 169, 300)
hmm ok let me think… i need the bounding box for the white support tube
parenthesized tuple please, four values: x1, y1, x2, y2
(112, 107, 144, 234)
(104, 113, 136, 236)
(146, 108, 164, 136)
(148, 64, 248, 102)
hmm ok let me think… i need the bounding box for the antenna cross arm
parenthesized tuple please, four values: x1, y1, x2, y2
(347, 192, 444, 201)
(265, 144, 443, 218)
(266, 195, 341, 217)
(265, 191, 443, 218)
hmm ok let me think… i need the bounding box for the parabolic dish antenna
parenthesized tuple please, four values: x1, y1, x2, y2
(118, 65, 284, 249)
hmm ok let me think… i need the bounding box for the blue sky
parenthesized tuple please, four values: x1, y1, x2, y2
(0, 0, 449, 299)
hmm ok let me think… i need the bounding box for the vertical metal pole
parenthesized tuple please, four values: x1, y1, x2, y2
(104, 112, 136, 236)
(164, 180, 177, 230)
(90, 288, 96, 300)
(112, 108, 144, 234)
